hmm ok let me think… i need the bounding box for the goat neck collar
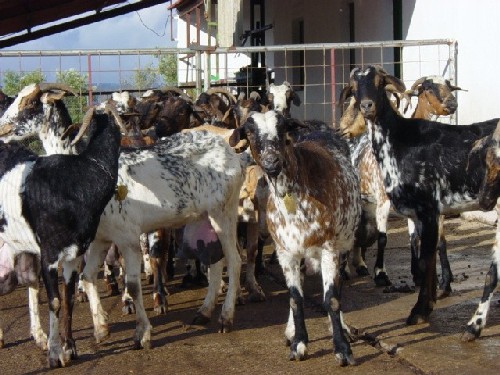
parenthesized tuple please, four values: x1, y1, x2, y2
(88, 156, 115, 181)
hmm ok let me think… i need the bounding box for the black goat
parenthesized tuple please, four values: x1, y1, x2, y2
(344, 65, 498, 325)
(0, 109, 122, 367)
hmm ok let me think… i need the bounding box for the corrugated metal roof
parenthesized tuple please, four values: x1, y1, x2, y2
(0, 0, 170, 48)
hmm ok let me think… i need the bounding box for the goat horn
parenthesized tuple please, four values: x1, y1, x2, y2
(0, 123, 13, 136)
(206, 88, 237, 105)
(60, 124, 81, 141)
(70, 107, 95, 146)
(161, 86, 192, 102)
(39, 83, 79, 96)
(493, 120, 500, 141)
(410, 77, 428, 92)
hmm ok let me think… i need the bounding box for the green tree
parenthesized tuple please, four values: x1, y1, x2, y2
(56, 69, 88, 123)
(2, 70, 45, 96)
(121, 63, 159, 92)
(157, 53, 178, 85)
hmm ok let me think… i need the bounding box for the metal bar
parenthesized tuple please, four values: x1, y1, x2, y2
(0, 40, 454, 58)
(330, 48, 336, 127)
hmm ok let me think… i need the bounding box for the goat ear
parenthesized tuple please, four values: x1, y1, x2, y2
(284, 117, 304, 131)
(383, 75, 406, 93)
(338, 85, 353, 111)
(449, 84, 464, 92)
(292, 92, 301, 107)
(229, 127, 245, 147)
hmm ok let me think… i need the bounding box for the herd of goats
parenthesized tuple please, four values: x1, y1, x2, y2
(0, 65, 498, 368)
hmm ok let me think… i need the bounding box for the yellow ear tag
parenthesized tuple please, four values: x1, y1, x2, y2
(283, 192, 297, 214)
(115, 185, 128, 202)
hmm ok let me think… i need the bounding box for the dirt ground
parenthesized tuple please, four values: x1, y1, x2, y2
(0, 214, 499, 375)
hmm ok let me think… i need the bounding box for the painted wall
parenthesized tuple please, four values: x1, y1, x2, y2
(403, 0, 500, 123)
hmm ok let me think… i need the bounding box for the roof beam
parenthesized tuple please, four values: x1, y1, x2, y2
(0, 0, 168, 49)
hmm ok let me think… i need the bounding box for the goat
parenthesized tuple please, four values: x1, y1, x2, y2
(229, 110, 361, 365)
(0, 83, 78, 353)
(339, 98, 391, 285)
(1, 85, 245, 351)
(344, 65, 498, 325)
(0, 106, 123, 367)
(461, 120, 500, 341)
(404, 75, 461, 120)
(267, 81, 301, 118)
(0, 90, 14, 118)
(0, 239, 45, 350)
(339, 75, 461, 289)
(182, 124, 267, 302)
(193, 88, 238, 128)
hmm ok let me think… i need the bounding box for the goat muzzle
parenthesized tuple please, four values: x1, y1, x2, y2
(360, 99, 376, 119)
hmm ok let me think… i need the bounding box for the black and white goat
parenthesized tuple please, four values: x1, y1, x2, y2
(0, 106, 122, 367)
(229, 111, 361, 365)
(344, 65, 498, 325)
(339, 97, 391, 286)
(462, 120, 500, 341)
(1, 84, 245, 352)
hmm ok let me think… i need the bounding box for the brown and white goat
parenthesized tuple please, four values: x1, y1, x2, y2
(404, 75, 461, 120)
(229, 111, 361, 365)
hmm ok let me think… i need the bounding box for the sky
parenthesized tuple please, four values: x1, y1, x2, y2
(0, 3, 178, 88)
(5, 3, 177, 51)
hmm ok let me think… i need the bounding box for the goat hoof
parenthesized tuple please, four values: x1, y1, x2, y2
(154, 304, 168, 315)
(48, 357, 62, 368)
(437, 289, 451, 300)
(0, 339, 4, 349)
(461, 326, 480, 342)
(133, 338, 151, 350)
(406, 312, 429, 325)
(218, 322, 233, 333)
(77, 291, 88, 303)
(247, 290, 266, 303)
(289, 341, 307, 361)
(122, 300, 136, 315)
(62, 339, 78, 360)
(107, 282, 120, 296)
(94, 327, 110, 344)
(191, 312, 211, 326)
(374, 273, 392, 287)
(355, 266, 369, 276)
(335, 352, 356, 367)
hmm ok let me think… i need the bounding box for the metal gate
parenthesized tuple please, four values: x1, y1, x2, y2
(0, 39, 457, 124)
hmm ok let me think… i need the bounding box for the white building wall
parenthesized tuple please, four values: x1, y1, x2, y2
(403, 0, 500, 123)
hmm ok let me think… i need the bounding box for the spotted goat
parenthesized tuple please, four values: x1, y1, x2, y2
(344, 65, 498, 325)
(229, 110, 361, 365)
(461, 119, 500, 341)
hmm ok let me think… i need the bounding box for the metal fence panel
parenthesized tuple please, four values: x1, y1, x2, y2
(0, 40, 457, 124)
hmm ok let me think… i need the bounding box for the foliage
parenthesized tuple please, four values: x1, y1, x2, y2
(1, 70, 45, 96)
(56, 69, 88, 123)
(121, 63, 159, 92)
(157, 53, 178, 85)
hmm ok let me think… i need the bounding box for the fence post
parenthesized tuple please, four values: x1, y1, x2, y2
(87, 54, 93, 106)
(195, 50, 202, 96)
(330, 48, 336, 127)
